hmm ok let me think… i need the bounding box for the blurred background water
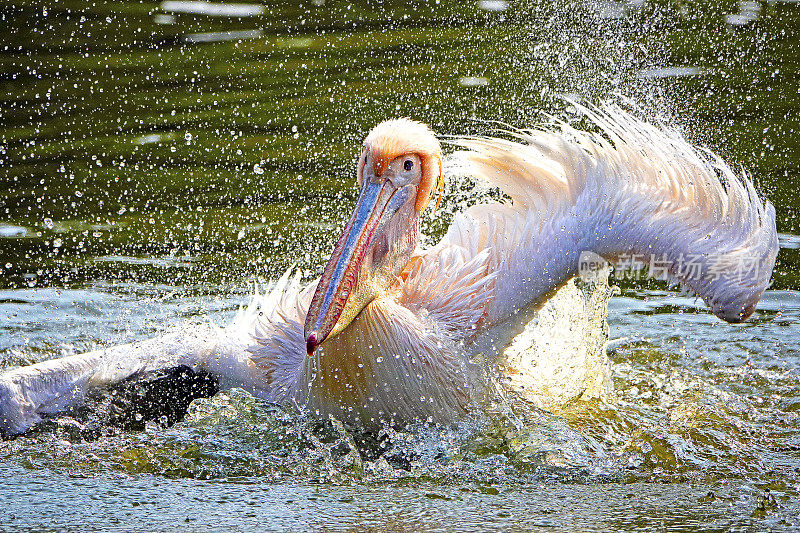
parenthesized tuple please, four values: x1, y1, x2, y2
(1, 0, 799, 531)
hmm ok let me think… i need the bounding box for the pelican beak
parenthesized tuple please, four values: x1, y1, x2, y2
(304, 173, 412, 356)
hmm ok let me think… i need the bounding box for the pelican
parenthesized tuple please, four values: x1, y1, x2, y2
(0, 104, 778, 435)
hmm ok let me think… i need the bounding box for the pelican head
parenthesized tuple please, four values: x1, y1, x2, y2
(304, 119, 443, 355)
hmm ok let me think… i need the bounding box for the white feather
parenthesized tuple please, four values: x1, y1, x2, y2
(448, 103, 778, 324)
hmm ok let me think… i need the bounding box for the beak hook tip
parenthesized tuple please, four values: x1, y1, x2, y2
(306, 334, 318, 357)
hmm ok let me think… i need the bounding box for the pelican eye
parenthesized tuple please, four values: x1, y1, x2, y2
(403, 160, 413, 171)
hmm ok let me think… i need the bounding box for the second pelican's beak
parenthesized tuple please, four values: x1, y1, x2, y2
(304, 173, 414, 356)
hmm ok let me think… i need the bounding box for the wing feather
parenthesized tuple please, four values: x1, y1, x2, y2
(447, 103, 778, 324)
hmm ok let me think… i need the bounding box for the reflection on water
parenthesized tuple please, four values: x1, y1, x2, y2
(1, 0, 800, 530)
(726, 1, 761, 27)
(160, 1, 266, 18)
(637, 66, 708, 79)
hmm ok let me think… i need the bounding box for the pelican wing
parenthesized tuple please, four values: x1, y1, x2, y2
(0, 323, 240, 434)
(0, 271, 312, 435)
(446, 103, 778, 325)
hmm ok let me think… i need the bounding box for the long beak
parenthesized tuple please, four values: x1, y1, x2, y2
(304, 177, 401, 356)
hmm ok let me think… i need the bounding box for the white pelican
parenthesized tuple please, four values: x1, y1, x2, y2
(0, 104, 778, 435)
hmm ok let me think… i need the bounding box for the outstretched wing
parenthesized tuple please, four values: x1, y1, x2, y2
(444, 103, 778, 326)
(0, 323, 233, 435)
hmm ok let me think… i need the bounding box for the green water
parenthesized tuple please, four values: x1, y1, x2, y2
(1, 0, 800, 531)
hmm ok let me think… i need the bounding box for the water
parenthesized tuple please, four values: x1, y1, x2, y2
(1, 0, 800, 530)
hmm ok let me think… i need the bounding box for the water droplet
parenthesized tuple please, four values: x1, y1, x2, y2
(43, 218, 54, 229)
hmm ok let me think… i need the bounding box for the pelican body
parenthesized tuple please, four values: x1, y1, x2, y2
(0, 105, 778, 435)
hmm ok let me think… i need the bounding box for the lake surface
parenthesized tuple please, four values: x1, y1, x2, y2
(1, 0, 800, 531)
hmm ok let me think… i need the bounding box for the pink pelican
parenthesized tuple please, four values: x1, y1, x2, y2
(0, 104, 778, 435)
